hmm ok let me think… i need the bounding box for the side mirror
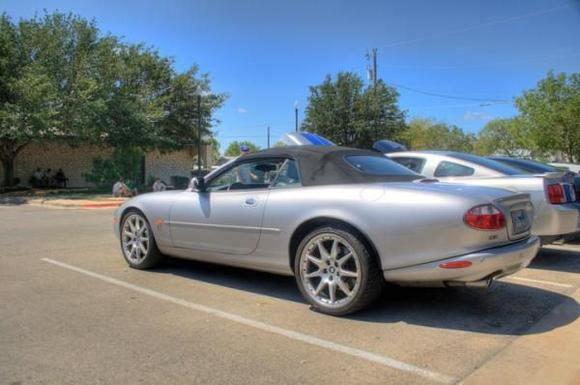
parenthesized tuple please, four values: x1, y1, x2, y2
(193, 177, 206, 192)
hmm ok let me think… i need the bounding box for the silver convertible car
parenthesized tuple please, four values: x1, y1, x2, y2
(114, 146, 540, 315)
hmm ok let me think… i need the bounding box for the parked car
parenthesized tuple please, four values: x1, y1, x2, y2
(548, 162, 580, 174)
(488, 156, 580, 203)
(388, 151, 580, 244)
(115, 146, 540, 315)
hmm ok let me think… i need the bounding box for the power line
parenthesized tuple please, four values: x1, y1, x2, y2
(380, 51, 580, 71)
(407, 101, 507, 110)
(378, 4, 572, 49)
(218, 130, 288, 139)
(388, 82, 511, 103)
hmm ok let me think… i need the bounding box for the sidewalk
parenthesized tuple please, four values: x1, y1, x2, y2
(461, 288, 580, 385)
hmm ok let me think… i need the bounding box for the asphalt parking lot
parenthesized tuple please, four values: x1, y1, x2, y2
(1, 205, 579, 385)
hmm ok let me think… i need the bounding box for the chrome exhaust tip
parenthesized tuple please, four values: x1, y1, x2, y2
(445, 279, 493, 288)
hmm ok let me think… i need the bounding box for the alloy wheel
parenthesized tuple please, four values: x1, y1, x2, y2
(299, 233, 362, 308)
(121, 214, 150, 264)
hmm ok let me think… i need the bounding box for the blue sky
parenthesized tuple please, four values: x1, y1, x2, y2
(2, 0, 580, 151)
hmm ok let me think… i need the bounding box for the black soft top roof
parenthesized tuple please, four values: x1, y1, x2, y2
(238, 145, 421, 186)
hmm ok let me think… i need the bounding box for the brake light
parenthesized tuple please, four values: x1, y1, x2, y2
(547, 184, 566, 204)
(464, 204, 506, 230)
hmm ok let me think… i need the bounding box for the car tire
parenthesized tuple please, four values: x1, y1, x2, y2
(120, 210, 163, 269)
(294, 225, 384, 316)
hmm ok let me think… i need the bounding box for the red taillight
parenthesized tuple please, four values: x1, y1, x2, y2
(547, 183, 566, 204)
(464, 204, 506, 230)
(439, 260, 473, 269)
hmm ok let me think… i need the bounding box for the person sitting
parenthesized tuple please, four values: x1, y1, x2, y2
(31, 168, 43, 188)
(152, 178, 167, 192)
(112, 177, 131, 197)
(126, 179, 139, 196)
(42, 168, 53, 187)
(54, 168, 68, 188)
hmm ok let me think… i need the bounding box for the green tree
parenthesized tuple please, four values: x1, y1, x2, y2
(0, 12, 226, 186)
(272, 140, 286, 148)
(0, 13, 83, 185)
(400, 118, 475, 152)
(301, 72, 405, 148)
(515, 71, 580, 162)
(224, 141, 260, 156)
(474, 118, 536, 156)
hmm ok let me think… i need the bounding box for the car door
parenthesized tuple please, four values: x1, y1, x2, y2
(169, 158, 285, 255)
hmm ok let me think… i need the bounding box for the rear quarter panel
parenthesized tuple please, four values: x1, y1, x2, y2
(258, 182, 519, 272)
(437, 176, 579, 236)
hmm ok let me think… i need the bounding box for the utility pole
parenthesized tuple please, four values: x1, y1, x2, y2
(366, 48, 377, 85)
(367, 48, 379, 140)
(267, 126, 271, 148)
(196, 94, 202, 177)
(372, 48, 377, 87)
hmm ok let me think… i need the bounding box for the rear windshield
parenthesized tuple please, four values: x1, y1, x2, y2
(489, 157, 557, 174)
(345, 155, 420, 177)
(449, 153, 522, 175)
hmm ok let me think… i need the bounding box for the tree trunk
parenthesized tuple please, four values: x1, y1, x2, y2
(0, 141, 28, 187)
(1, 156, 15, 187)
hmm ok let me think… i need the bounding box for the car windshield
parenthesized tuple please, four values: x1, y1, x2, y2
(345, 155, 420, 177)
(489, 157, 558, 174)
(448, 153, 522, 175)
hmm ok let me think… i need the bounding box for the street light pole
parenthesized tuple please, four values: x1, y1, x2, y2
(294, 101, 299, 132)
(197, 94, 202, 177)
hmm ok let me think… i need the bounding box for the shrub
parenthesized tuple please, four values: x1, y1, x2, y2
(84, 147, 143, 188)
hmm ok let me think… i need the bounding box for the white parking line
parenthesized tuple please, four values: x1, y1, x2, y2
(503, 276, 574, 289)
(41, 258, 456, 384)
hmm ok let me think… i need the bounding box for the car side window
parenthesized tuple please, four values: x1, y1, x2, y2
(207, 159, 285, 191)
(272, 159, 301, 188)
(434, 161, 475, 177)
(392, 157, 426, 173)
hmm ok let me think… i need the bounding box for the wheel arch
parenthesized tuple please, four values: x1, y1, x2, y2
(288, 217, 382, 273)
(118, 205, 150, 234)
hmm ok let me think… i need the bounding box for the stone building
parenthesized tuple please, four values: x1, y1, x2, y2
(0, 142, 211, 188)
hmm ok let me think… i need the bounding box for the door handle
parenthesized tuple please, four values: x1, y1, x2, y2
(244, 197, 257, 207)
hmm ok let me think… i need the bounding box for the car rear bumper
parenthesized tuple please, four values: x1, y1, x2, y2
(533, 202, 580, 237)
(383, 235, 540, 285)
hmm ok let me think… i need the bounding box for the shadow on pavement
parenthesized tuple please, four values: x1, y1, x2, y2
(529, 247, 580, 274)
(352, 283, 577, 336)
(155, 257, 578, 337)
(160, 257, 302, 303)
(0, 196, 28, 205)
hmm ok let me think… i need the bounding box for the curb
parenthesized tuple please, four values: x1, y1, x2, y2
(22, 198, 126, 209)
(81, 202, 124, 209)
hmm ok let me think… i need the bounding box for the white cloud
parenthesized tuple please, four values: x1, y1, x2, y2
(235, 107, 247, 114)
(463, 111, 492, 121)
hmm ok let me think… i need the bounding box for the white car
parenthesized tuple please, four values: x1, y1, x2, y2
(388, 151, 580, 243)
(549, 162, 580, 173)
